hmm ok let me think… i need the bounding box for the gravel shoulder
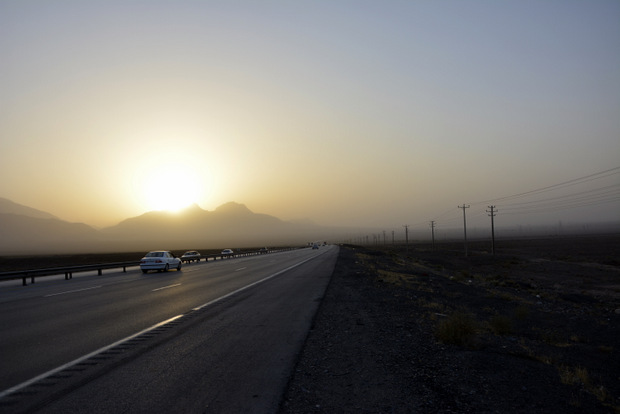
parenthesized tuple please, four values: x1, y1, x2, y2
(280, 236, 620, 413)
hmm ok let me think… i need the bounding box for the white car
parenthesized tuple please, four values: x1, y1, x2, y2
(221, 249, 234, 256)
(181, 251, 201, 263)
(140, 251, 182, 273)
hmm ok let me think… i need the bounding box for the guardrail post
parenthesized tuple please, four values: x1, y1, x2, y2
(98, 269, 102, 275)
(31, 275, 35, 284)
(23, 276, 27, 286)
(123, 266, 127, 272)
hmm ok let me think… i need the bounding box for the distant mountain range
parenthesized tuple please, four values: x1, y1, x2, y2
(0, 198, 334, 254)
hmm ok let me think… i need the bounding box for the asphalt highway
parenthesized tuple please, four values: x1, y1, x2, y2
(0, 245, 338, 413)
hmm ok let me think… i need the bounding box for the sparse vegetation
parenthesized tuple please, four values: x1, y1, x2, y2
(559, 365, 589, 385)
(435, 311, 478, 346)
(322, 237, 620, 412)
(489, 314, 512, 335)
(536, 327, 567, 346)
(514, 304, 531, 320)
(453, 270, 470, 282)
(417, 298, 446, 313)
(559, 365, 611, 405)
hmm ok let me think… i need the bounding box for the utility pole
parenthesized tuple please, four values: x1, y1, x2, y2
(458, 204, 470, 256)
(383, 230, 386, 244)
(429, 220, 436, 250)
(486, 205, 497, 255)
(403, 225, 409, 253)
(391, 230, 395, 244)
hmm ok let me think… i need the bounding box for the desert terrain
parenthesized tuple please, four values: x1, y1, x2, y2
(281, 234, 620, 413)
(1, 235, 618, 412)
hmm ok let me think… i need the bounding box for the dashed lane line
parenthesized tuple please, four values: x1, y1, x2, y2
(43, 286, 103, 297)
(151, 283, 182, 292)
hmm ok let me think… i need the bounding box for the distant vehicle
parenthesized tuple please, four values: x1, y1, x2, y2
(259, 247, 268, 254)
(140, 251, 182, 273)
(181, 251, 201, 263)
(221, 249, 234, 256)
(312, 244, 319, 249)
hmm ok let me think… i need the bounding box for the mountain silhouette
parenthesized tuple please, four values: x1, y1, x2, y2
(214, 201, 253, 215)
(0, 199, 331, 254)
(0, 213, 101, 254)
(0, 197, 58, 220)
(101, 202, 300, 250)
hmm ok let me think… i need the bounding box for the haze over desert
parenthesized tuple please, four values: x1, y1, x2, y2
(1, 1, 618, 250)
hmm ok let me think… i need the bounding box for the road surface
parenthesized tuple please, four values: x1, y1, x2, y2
(0, 246, 338, 413)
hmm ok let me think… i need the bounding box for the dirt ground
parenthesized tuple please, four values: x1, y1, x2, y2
(279, 235, 620, 413)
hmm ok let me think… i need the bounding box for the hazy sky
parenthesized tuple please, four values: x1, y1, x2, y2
(2, 0, 619, 232)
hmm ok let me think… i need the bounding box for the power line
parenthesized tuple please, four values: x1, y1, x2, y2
(431, 207, 460, 222)
(469, 166, 620, 206)
(395, 167, 619, 234)
(501, 183, 620, 208)
(502, 194, 620, 212)
(501, 196, 620, 215)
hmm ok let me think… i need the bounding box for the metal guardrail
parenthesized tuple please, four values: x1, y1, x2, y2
(0, 247, 303, 286)
(0, 262, 140, 286)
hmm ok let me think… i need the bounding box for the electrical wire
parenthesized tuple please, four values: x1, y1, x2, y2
(428, 166, 620, 228)
(469, 166, 620, 206)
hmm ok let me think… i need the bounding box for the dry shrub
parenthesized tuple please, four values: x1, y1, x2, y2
(417, 298, 445, 312)
(489, 314, 512, 335)
(559, 365, 589, 386)
(559, 365, 611, 404)
(513, 305, 530, 321)
(435, 311, 477, 346)
(377, 269, 410, 286)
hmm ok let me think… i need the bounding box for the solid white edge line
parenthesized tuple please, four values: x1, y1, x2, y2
(0, 314, 184, 400)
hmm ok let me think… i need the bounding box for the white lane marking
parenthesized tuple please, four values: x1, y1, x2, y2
(192, 255, 318, 311)
(235, 267, 247, 271)
(44, 286, 103, 297)
(152, 283, 181, 292)
(0, 250, 331, 400)
(0, 314, 184, 400)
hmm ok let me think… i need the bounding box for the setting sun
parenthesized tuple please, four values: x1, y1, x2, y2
(135, 161, 203, 213)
